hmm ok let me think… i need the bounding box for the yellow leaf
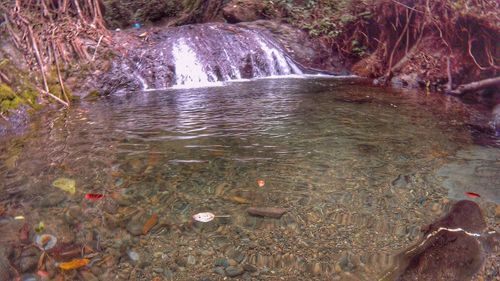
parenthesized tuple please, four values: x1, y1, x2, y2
(58, 258, 89, 270)
(52, 178, 76, 194)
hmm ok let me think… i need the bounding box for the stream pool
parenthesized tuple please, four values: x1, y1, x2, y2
(0, 77, 499, 280)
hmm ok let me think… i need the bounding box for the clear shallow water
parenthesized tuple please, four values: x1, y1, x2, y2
(0, 77, 498, 280)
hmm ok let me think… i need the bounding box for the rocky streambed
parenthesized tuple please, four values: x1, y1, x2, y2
(0, 78, 499, 281)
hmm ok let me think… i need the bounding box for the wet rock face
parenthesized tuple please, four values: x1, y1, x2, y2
(96, 19, 350, 94)
(396, 200, 488, 281)
(98, 22, 304, 93)
(238, 21, 349, 74)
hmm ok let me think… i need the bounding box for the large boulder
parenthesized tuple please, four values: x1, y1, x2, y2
(222, 0, 268, 23)
(388, 200, 499, 281)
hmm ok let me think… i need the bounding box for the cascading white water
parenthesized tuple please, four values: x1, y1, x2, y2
(256, 37, 294, 76)
(116, 23, 306, 89)
(172, 39, 214, 87)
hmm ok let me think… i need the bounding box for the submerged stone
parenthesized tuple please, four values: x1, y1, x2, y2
(225, 266, 244, 277)
(389, 200, 491, 281)
(247, 207, 288, 218)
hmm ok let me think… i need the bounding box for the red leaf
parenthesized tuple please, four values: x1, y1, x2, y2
(84, 193, 105, 201)
(465, 192, 480, 198)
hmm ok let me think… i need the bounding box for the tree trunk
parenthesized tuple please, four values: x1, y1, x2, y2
(447, 76, 500, 95)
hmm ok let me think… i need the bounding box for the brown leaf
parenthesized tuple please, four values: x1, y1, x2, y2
(142, 213, 158, 235)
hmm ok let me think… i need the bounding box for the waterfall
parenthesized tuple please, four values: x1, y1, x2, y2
(172, 39, 215, 87)
(116, 23, 304, 90)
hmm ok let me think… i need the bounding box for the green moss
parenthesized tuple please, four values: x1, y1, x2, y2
(0, 81, 41, 114)
(83, 89, 102, 101)
(0, 83, 16, 99)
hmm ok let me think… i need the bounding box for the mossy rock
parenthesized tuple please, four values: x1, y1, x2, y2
(83, 90, 102, 101)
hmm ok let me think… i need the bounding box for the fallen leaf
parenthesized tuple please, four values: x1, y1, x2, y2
(35, 221, 45, 233)
(192, 212, 215, 222)
(142, 213, 158, 235)
(35, 234, 57, 250)
(58, 258, 89, 270)
(52, 178, 76, 194)
(84, 193, 105, 201)
(257, 179, 265, 188)
(37, 252, 46, 271)
(465, 192, 480, 198)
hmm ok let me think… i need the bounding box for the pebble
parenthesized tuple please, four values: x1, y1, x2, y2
(0, 254, 13, 281)
(163, 269, 174, 279)
(187, 255, 196, 265)
(213, 267, 225, 276)
(201, 249, 214, 256)
(175, 256, 187, 267)
(338, 253, 356, 272)
(495, 205, 500, 218)
(225, 266, 244, 277)
(126, 220, 144, 236)
(214, 258, 229, 268)
(0, 245, 13, 257)
(243, 264, 257, 272)
(64, 206, 82, 224)
(153, 267, 163, 273)
(311, 262, 321, 275)
(431, 203, 440, 212)
(80, 271, 99, 281)
(18, 256, 37, 272)
(392, 174, 410, 188)
(103, 200, 119, 214)
(18, 248, 38, 273)
(39, 193, 67, 207)
(127, 250, 140, 263)
(20, 274, 37, 281)
(55, 222, 76, 244)
(247, 207, 288, 219)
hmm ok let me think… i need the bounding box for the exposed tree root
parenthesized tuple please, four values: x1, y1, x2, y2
(345, 0, 499, 91)
(448, 76, 500, 96)
(1, 0, 110, 107)
(0, 70, 10, 84)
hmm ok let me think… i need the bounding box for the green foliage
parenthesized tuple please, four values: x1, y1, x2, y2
(351, 40, 367, 57)
(266, 0, 371, 39)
